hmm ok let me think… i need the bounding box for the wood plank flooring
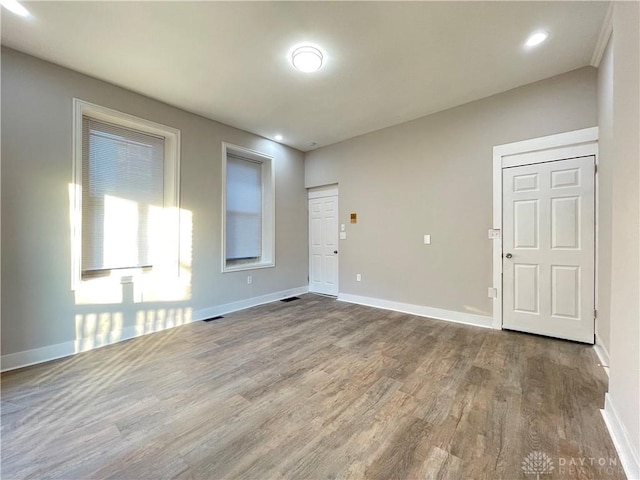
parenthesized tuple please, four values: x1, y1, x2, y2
(1, 294, 624, 479)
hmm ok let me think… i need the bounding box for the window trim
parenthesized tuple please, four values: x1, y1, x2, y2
(71, 99, 181, 289)
(221, 142, 275, 273)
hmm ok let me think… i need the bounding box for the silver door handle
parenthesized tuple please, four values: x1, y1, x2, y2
(505, 253, 513, 259)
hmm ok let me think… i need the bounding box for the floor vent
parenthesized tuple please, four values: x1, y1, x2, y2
(203, 316, 224, 322)
(281, 297, 300, 303)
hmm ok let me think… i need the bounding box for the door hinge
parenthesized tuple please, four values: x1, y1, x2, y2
(594, 309, 598, 319)
(595, 164, 598, 174)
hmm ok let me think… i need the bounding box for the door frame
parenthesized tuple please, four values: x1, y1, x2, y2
(308, 184, 339, 295)
(492, 127, 599, 330)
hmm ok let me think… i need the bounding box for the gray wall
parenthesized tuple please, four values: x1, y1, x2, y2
(606, 1, 640, 467)
(306, 67, 598, 318)
(597, 38, 614, 353)
(1, 48, 308, 358)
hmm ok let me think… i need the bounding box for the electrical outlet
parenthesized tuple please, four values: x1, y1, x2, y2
(247, 276, 252, 285)
(356, 273, 361, 282)
(423, 234, 431, 245)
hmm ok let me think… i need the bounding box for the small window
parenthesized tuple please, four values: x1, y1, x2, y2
(222, 143, 274, 271)
(72, 100, 180, 285)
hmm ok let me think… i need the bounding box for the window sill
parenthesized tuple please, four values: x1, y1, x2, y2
(223, 262, 275, 273)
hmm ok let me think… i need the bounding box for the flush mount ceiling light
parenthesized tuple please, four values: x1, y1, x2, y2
(291, 46, 324, 73)
(0, 0, 30, 17)
(274, 134, 283, 141)
(525, 31, 549, 47)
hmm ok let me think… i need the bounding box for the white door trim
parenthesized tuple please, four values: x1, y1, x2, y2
(308, 184, 339, 199)
(492, 127, 599, 330)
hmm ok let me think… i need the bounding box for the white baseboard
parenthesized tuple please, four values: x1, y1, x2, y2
(1, 286, 309, 372)
(1, 320, 198, 373)
(2, 341, 84, 373)
(594, 333, 611, 377)
(602, 394, 640, 480)
(337, 293, 493, 329)
(192, 286, 308, 320)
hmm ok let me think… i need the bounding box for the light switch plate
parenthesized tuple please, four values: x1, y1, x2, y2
(488, 287, 497, 298)
(488, 229, 501, 240)
(423, 234, 431, 245)
(339, 232, 347, 240)
(341, 224, 346, 232)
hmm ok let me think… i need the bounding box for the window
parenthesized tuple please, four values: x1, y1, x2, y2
(72, 100, 180, 285)
(222, 143, 274, 271)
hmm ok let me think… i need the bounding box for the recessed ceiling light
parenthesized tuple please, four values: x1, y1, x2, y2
(0, 0, 30, 17)
(291, 46, 324, 73)
(525, 31, 549, 47)
(274, 135, 283, 141)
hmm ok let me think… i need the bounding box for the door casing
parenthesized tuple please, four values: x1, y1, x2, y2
(492, 127, 599, 331)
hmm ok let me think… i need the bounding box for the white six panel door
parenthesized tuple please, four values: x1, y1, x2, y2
(502, 156, 595, 343)
(309, 196, 339, 296)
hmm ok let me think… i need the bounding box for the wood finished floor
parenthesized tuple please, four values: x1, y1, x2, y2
(1, 294, 623, 479)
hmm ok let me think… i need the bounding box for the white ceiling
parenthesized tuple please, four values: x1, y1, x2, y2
(1, 1, 608, 152)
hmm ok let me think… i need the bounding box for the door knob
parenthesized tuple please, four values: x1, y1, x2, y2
(505, 253, 513, 259)
(334, 250, 338, 254)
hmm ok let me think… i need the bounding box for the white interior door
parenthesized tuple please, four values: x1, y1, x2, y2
(309, 195, 339, 296)
(502, 156, 595, 343)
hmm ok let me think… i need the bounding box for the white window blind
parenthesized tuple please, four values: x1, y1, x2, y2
(82, 116, 165, 273)
(226, 154, 263, 261)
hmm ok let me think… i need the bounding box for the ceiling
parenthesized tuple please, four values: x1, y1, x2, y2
(1, 1, 608, 152)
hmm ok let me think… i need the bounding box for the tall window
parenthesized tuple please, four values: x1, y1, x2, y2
(226, 155, 262, 263)
(222, 143, 274, 271)
(72, 100, 180, 285)
(82, 118, 164, 273)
